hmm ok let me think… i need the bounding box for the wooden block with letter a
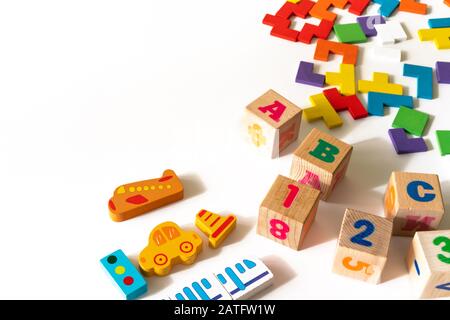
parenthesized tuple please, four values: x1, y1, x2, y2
(406, 230, 450, 299)
(257, 175, 320, 251)
(384, 172, 445, 237)
(290, 128, 352, 201)
(332, 209, 393, 284)
(244, 89, 302, 158)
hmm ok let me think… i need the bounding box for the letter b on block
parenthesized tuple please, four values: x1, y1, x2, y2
(290, 128, 352, 201)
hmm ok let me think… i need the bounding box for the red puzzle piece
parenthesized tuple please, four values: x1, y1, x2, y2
(276, 1, 315, 19)
(263, 14, 299, 42)
(298, 19, 334, 44)
(323, 88, 368, 119)
(345, 0, 371, 15)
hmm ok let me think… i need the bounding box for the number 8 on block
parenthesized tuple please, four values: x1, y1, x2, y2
(332, 208, 393, 284)
(257, 175, 321, 251)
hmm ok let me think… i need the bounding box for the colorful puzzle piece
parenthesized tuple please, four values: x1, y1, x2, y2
(418, 28, 450, 49)
(367, 92, 413, 116)
(357, 15, 386, 37)
(214, 258, 274, 300)
(296, 61, 325, 87)
(358, 72, 403, 95)
(371, 46, 402, 62)
(334, 23, 368, 43)
(345, 0, 372, 15)
(398, 0, 427, 14)
(323, 88, 368, 119)
(373, 0, 400, 17)
(195, 209, 237, 248)
(392, 107, 429, 137)
(428, 18, 450, 29)
(314, 39, 359, 65)
(108, 169, 184, 222)
(303, 93, 344, 128)
(325, 64, 356, 95)
(436, 62, 450, 84)
(388, 128, 428, 154)
(309, 0, 348, 22)
(139, 221, 203, 276)
(403, 64, 433, 99)
(375, 21, 407, 45)
(436, 131, 450, 156)
(167, 274, 232, 300)
(298, 19, 334, 44)
(100, 249, 148, 300)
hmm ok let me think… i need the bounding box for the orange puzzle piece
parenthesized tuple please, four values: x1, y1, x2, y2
(314, 39, 359, 65)
(309, 0, 348, 22)
(398, 0, 427, 14)
(195, 209, 237, 248)
(108, 169, 184, 222)
(139, 221, 203, 276)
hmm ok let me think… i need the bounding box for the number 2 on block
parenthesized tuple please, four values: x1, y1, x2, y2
(283, 184, 299, 208)
(350, 219, 374, 247)
(433, 236, 450, 264)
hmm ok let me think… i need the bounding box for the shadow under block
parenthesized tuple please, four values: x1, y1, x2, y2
(406, 230, 450, 299)
(100, 249, 148, 300)
(325, 64, 356, 95)
(195, 209, 237, 248)
(436, 131, 450, 156)
(139, 221, 203, 276)
(314, 39, 359, 65)
(392, 106, 429, 137)
(403, 64, 433, 100)
(108, 169, 184, 222)
(384, 172, 445, 237)
(388, 128, 428, 154)
(244, 89, 302, 158)
(303, 93, 343, 128)
(398, 0, 427, 14)
(258, 175, 321, 251)
(357, 15, 386, 37)
(358, 72, 403, 95)
(290, 128, 353, 200)
(332, 209, 393, 284)
(418, 27, 450, 49)
(373, 0, 400, 17)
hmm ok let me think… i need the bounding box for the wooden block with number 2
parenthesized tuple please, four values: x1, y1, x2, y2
(257, 175, 321, 251)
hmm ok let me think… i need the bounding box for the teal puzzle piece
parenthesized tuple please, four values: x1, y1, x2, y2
(403, 64, 433, 100)
(368, 92, 414, 116)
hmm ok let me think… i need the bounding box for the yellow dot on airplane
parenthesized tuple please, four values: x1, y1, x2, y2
(129, 187, 135, 192)
(136, 186, 142, 192)
(143, 186, 149, 191)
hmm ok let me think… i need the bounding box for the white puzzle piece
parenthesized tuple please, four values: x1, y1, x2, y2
(375, 21, 407, 45)
(167, 273, 232, 301)
(371, 46, 402, 62)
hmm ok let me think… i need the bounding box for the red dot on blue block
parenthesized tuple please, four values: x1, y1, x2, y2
(123, 276, 134, 286)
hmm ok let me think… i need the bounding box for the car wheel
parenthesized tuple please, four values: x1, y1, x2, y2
(179, 241, 194, 253)
(154, 253, 168, 266)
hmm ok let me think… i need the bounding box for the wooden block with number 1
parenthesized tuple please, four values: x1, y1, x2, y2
(332, 209, 393, 284)
(257, 175, 321, 251)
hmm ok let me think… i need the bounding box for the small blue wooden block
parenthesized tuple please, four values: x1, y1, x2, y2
(403, 64, 433, 100)
(368, 92, 414, 116)
(373, 0, 399, 17)
(100, 249, 148, 300)
(428, 18, 450, 29)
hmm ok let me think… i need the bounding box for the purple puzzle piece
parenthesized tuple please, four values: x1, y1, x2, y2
(295, 61, 324, 88)
(436, 61, 450, 84)
(357, 15, 386, 37)
(388, 128, 428, 154)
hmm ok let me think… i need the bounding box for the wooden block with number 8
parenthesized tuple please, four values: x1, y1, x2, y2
(257, 175, 321, 251)
(406, 230, 450, 299)
(332, 208, 393, 284)
(290, 128, 352, 201)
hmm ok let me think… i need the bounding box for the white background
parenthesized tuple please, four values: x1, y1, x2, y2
(0, 0, 449, 300)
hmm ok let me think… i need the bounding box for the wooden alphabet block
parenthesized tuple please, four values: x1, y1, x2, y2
(406, 230, 450, 299)
(244, 89, 302, 158)
(332, 209, 393, 284)
(290, 128, 353, 200)
(257, 175, 321, 250)
(195, 209, 237, 248)
(384, 172, 445, 237)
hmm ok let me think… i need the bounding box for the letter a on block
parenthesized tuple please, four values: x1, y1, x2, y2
(258, 101, 287, 122)
(303, 93, 343, 129)
(402, 215, 436, 232)
(299, 170, 322, 191)
(309, 139, 340, 163)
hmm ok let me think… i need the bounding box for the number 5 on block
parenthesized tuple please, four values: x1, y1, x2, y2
(257, 175, 321, 251)
(332, 208, 393, 284)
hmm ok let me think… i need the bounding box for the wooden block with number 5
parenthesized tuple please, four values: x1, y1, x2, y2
(257, 175, 321, 251)
(406, 230, 450, 299)
(290, 128, 352, 201)
(332, 209, 393, 284)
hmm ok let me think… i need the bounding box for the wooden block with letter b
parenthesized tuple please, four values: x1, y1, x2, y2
(384, 172, 445, 237)
(244, 89, 302, 158)
(290, 128, 352, 200)
(332, 209, 393, 284)
(257, 175, 321, 251)
(406, 230, 450, 299)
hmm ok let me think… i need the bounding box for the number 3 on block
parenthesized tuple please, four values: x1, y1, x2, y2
(433, 236, 450, 264)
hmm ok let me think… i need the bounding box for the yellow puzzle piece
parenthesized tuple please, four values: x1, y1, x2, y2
(358, 72, 403, 95)
(195, 209, 237, 248)
(303, 93, 343, 129)
(418, 28, 450, 49)
(139, 221, 202, 276)
(325, 64, 356, 95)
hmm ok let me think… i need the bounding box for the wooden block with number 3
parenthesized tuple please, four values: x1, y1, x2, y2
(406, 230, 450, 299)
(290, 128, 352, 201)
(257, 175, 321, 251)
(332, 209, 393, 284)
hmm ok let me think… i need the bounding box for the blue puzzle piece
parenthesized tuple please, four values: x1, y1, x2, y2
(428, 18, 450, 29)
(100, 249, 148, 300)
(403, 64, 433, 100)
(373, 0, 399, 17)
(368, 92, 414, 116)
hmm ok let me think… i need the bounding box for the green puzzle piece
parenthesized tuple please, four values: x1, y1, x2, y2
(436, 130, 450, 156)
(392, 107, 429, 137)
(334, 23, 367, 44)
